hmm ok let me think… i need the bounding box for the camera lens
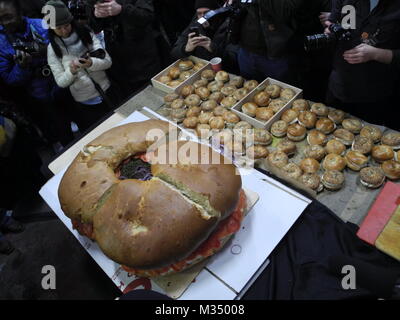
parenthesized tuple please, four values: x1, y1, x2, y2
(304, 33, 335, 52)
(42, 66, 52, 77)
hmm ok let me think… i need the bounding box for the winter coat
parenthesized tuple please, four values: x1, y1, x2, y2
(47, 31, 112, 103)
(89, 0, 161, 94)
(239, 0, 305, 58)
(0, 17, 53, 101)
(329, 0, 400, 102)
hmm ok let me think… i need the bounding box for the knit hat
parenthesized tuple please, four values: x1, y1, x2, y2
(45, 0, 73, 27)
(195, 0, 219, 10)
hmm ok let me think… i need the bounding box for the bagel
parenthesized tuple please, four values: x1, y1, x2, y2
(215, 71, 229, 82)
(229, 76, 245, 88)
(207, 80, 224, 93)
(159, 75, 172, 84)
(233, 88, 249, 101)
(179, 71, 193, 81)
(184, 94, 201, 107)
(221, 85, 237, 97)
(180, 85, 195, 98)
(178, 59, 194, 71)
(265, 84, 281, 99)
(208, 91, 225, 104)
(168, 67, 180, 80)
(243, 80, 259, 91)
(58, 123, 244, 278)
(201, 69, 216, 81)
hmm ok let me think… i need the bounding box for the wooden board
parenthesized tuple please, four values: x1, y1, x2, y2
(375, 205, 400, 261)
(152, 187, 259, 299)
(357, 182, 400, 245)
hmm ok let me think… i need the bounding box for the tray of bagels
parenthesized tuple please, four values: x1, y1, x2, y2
(151, 57, 400, 197)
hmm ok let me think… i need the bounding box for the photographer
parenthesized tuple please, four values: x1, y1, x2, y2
(46, 0, 116, 132)
(89, 0, 161, 99)
(326, 0, 400, 128)
(171, 0, 222, 61)
(0, 0, 73, 147)
(236, 0, 304, 83)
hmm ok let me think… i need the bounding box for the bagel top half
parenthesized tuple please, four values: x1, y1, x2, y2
(58, 120, 242, 270)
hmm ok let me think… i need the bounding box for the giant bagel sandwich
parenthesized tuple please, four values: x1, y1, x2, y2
(58, 120, 245, 278)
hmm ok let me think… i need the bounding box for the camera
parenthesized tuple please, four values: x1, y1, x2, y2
(80, 48, 106, 60)
(12, 39, 41, 56)
(189, 26, 200, 37)
(68, 0, 90, 21)
(195, 0, 247, 44)
(304, 23, 352, 52)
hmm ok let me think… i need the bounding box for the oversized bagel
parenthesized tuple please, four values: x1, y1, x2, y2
(58, 121, 244, 277)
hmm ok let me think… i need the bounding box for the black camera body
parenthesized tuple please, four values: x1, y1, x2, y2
(68, 0, 90, 21)
(12, 38, 41, 56)
(189, 26, 200, 37)
(304, 23, 352, 52)
(80, 48, 106, 60)
(196, 0, 247, 44)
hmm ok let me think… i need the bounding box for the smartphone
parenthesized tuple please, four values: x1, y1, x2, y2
(189, 26, 200, 37)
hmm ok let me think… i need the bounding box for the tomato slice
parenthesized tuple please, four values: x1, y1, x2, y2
(72, 219, 94, 240)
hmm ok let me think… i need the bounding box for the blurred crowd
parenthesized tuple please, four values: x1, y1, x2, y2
(0, 0, 399, 253)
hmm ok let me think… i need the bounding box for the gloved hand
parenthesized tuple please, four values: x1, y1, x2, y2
(14, 50, 32, 68)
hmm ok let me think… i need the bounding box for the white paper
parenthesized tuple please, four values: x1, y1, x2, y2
(179, 269, 236, 300)
(205, 169, 308, 293)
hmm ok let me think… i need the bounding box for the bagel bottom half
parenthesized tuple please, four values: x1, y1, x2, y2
(121, 189, 247, 278)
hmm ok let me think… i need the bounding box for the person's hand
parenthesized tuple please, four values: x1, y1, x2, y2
(77, 57, 93, 69)
(94, 0, 122, 18)
(319, 12, 331, 27)
(185, 33, 208, 53)
(197, 36, 212, 52)
(94, 4, 108, 18)
(70, 61, 80, 74)
(14, 50, 32, 68)
(324, 20, 333, 34)
(343, 44, 379, 64)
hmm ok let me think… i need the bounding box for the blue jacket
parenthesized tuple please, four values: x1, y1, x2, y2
(0, 17, 53, 101)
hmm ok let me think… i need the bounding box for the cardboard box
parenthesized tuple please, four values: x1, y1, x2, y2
(232, 78, 303, 130)
(151, 56, 210, 94)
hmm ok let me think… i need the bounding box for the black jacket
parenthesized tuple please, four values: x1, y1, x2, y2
(170, 16, 231, 61)
(239, 0, 305, 58)
(329, 0, 400, 102)
(90, 0, 161, 94)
